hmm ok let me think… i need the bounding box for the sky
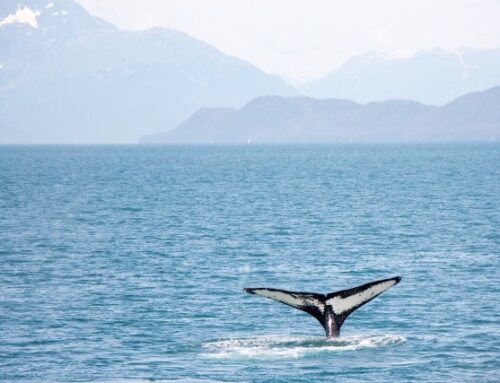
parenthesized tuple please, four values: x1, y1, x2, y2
(75, 0, 500, 83)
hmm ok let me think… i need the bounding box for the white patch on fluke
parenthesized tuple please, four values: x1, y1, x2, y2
(326, 279, 397, 314)
(249, 289, 324, 312)
(0, 6, 41, 29)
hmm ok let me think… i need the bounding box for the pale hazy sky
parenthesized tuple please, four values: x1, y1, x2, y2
(76, 0, 500, 83)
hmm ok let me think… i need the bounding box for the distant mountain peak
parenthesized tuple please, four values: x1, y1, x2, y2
(0, 0, 116, 38)
(301, 47, 500, 105)
(0, 0, 296, 144)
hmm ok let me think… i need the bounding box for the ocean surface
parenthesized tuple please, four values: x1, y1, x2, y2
(1, 144, 499, 383)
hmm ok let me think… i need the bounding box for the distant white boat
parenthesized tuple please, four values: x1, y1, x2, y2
(247, 136, 252, 144)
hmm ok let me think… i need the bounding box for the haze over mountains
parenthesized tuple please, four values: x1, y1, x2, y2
(141, 86, 500, 144)
(1, 0, 499, 144)
(0, 0, 295, 143)
(300, 48, 500, 105)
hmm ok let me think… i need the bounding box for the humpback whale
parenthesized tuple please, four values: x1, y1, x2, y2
(244, 276, 401, 339)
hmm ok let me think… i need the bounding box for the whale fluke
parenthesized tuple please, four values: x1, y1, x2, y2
(244, 276, 401, 339)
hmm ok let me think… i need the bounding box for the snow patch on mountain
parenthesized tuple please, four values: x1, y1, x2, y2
(0, 6, 41, 29)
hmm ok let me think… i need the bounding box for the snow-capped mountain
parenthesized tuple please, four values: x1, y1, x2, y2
(0, 0, 296, 143)
(300, 48, 500, 105)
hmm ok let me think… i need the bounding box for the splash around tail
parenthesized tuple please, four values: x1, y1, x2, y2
(204, 334, 407, 359)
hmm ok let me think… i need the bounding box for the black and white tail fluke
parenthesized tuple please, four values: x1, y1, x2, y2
(244, 276, 401, 339)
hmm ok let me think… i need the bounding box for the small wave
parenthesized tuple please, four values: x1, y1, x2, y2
(203, 334, 406, 359)
(89, 379, 228, 383)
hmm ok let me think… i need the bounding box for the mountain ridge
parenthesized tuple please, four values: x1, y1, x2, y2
(140, 86, 500, 144)
(300, 48, 500, 105)
(0, 0, 296, 144)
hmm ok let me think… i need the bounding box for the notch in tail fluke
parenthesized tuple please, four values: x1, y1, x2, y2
(244, 276, 401, 339)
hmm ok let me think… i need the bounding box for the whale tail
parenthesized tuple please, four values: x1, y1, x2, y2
(244, 276, 401, 339)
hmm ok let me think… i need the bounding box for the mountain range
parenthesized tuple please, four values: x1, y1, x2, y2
(141, 86, 500, 143)
(0, 0, 295, 143)
(300, 49, 500, 105)
(1, 1, 500, 144)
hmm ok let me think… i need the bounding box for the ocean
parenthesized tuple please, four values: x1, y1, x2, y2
(1, 144, 499, 382)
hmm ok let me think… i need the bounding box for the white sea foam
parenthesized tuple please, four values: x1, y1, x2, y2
(203, 334, 406, 359)
(90, 379, 229, 383)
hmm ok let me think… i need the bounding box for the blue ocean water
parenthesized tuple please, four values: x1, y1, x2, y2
(0, 144, 499, 383)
